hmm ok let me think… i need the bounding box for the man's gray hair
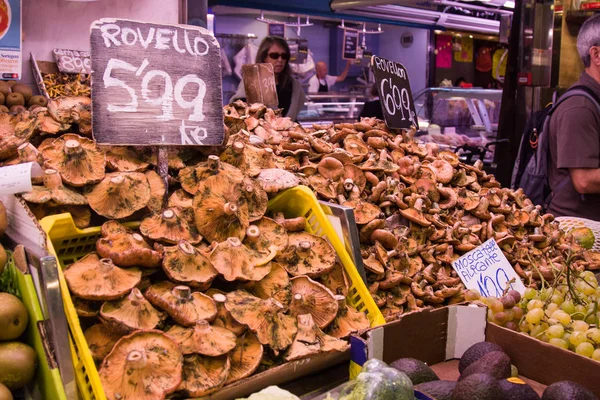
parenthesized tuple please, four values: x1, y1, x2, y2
(578, 14, 600, 68)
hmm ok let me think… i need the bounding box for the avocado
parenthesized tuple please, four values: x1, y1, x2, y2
(542, 381, 597, 400)
(0, 82, 10, 97)
(416, 380, 456, 400)
(458, 341, 504, 374)
(0, 106, 8, 113)
(0, 383, 12, 400)
(11, 84, 32, 102)
(452, 373, 506, 400)
(0, 341, 37, 390)
(499, 378, 540, 400)
(5, 92, 24, 108)
(390, 358, 439, 385)
(459, 351, 511, 380)
(27, 95, 48, 107)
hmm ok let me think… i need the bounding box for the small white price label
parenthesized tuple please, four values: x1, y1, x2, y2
(0, 163, 43, 196)
(452, 238, 526, 297)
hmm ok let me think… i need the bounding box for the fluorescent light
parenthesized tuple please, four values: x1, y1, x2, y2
(504, 1, 515, 8)
(469, 35, 473, 38)
(434, 30, 443, 34)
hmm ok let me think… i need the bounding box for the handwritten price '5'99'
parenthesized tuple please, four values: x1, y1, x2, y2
(380, 78, 414, 123)
(103, 58, 206, 122)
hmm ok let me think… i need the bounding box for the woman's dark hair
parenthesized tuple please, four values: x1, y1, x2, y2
(256, 36, 292, 89)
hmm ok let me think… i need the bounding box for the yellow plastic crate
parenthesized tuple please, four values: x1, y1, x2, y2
(0, 251, 67, 400)
(40, 185, 384, 400)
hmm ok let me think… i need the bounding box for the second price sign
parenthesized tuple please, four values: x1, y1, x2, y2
(371, 55, 418, 130)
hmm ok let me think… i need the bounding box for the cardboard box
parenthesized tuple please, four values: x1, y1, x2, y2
(29, 52, 56, 99)
(350, 305, 600, 398)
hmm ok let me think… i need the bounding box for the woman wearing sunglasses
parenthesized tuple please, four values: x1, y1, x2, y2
(231, 36, 306, 121)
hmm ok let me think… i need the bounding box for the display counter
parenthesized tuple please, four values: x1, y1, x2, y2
(297, 92, 368, 126)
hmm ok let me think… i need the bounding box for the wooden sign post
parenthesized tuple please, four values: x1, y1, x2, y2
(90, 18, 225, 146)
(241, 63, 278, 107)
(371, 55, 418, 130)
(342, 29, 358, 60)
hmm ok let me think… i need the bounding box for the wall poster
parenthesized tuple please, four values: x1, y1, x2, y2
(0, 0, 22, 80)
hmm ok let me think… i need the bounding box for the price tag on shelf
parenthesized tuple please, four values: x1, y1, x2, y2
(268, 23, 285, 38)
(53, 48, 92, 74)
(370, 55, 418, 130)
(342, 29, 358, 60)
(0, 163, 43, 196)
(242, 63, 278, 108)
(451, 238, 526, 297)
(90, 18, 225, 146)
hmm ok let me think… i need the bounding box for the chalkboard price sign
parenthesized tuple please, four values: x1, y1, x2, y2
(90, 18, 225, 146)
(53, 49, 92, 74)
(371, 55, 418, 130)
(242, 63, 278, 108)
(342, 29, 358, 60)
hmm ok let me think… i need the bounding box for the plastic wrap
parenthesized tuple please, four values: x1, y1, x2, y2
(325, 359, 414, 400)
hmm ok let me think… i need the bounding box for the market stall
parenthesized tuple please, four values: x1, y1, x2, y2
(1, 1, 600, 400)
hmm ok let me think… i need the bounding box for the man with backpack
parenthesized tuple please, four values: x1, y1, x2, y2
(547, 14, 600, 220)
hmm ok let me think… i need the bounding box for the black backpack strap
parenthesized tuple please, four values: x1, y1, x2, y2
(542, 85, 600, 208)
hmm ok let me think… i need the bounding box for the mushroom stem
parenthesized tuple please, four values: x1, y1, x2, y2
(110, 175, 125, 185)
(195, 320, 210, 331)
(207, 155, 220, 170)
(125, 350, 147, 370)
(334, 294, 346, 308)
(162, 209, 176, 220)
(129, 288, 144, 305)
(178, 241, 195, 255)
(245, 225, 261, 242)
(64, 139, 83, 156)
(212, 293, 226, 304)
(344, 179, 355, 192)
(132, 233, 145, 243)
(292, 293, 304, 306)
(297, 241, 312, 256)
(43, 169, 62, 189)
(173, 285, 192, 300)
(99, 258, 115, 273)
(233, 141, 245, 154)
(223, 202, 238, 216)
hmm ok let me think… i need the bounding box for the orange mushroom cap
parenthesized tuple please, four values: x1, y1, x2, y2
(166, 320, 237, 356)
(327, 295, 370, 339)
(207, 289, 247, 336)
(144, 282, 217, 327)
(243, 217, 289, 256)
(41, 133, 105, 187)
(103, 146, 150, 172)
(179, 155, 244, 195)
(177, 354, 230, 398)
(85, 172, 151, 219)
(289, 276, 339, 329)
(276, 232, 337, 278)
(140, 208, 201, 245)
(225, 290, 297, 352)
(99, 330, 183, 400)
(210, 237, 275, 282)
(64, 253, 141, 301)
(84, 324, 121, 362)
(226, 332, 264, 385)
(21, 168, 88, 206)
(100, 288, 164, 332)
(162, 241, 217, 290)
(96, 221, 163, 268)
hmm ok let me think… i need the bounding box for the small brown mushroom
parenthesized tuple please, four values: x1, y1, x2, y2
(256, 168, 300, 193)
(99, 330, 183, 400)
(100, 288, 164, 332)
(140, 209, 201, 245)
(178, 155, 244, 195)
(178, 354, 230, 398)
(85, 172, 150, 219)
(73, 297, 101, 318)
(207, 289, 247, 335)
(166, 320, 237, 356)
(241, 262, 291, 307)
(327, 295, 370, 338)
(41, 133, 105, 187)
(343, 199, 383, 225)
(284, 314, 321, 362)
(399, 198, 431, 227)
(273, 212, 306, 232)
(103, 146, 149, 172)
(22, 169, 88, 206)
(318, 157, 345, 181)
(210, 237, 274, 282)
(276, 232, 336, 278)
(241, 177, 268, 222)
(289, 276, 339, 329)
(144, 282, 217, 327)
(244, 217, 289, 256)
(162, 241, 218, 289)
(226, 332, 263, 385)
(64, 253, 141, 301)
(343, 135, 369, 162)
(220, 140, 265, 177)
(225, 290, 297, 352)
(319, 262, 350, 297)
(145, 170, 166, 214)
(429, 160, 454, 184)
(83, 324, 121, 362)
(96, 221, 162, 268)
(193, 178, 249, 243)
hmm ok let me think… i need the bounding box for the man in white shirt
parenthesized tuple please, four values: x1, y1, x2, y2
(308, 61, 352, 93)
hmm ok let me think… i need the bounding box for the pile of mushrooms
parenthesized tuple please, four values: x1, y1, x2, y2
(60, 159, 369, 398)
(223, 101, 600, 321)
